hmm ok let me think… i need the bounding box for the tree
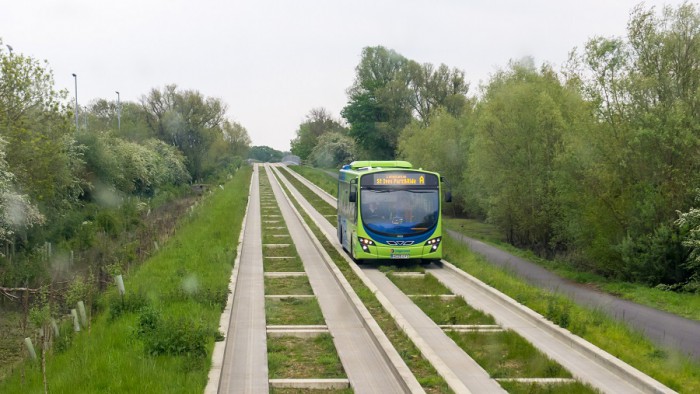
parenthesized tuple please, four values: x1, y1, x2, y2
(406, 61, 470, 123)
(290, 108, 346, 161)
(248, 146, 283, 163)
(468, 61, 588, 254)
(342, 46, 413, 159)
(0, 136, 44, 247)
(0, 40, 83, 220)
(398, 107, 474, 214)
(140, 85, 229, 180)
(563, 2, 700, 277)
(308, 132, 356, 168)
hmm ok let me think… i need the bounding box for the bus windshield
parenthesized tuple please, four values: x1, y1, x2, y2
(360, 189, 439, 236)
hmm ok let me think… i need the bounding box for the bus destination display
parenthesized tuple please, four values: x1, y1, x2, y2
(368, 172, 438, 186)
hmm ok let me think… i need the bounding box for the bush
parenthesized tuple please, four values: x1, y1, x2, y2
(618, 223, 690, 286)
(138, 316, 210, 358)
(108, 291, 149, 321)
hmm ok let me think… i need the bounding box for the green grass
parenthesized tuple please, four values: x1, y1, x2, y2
(498, 380, 596, 394)
(265, 297, 325, 326)
(443, 234, 700, 393)
(267, 334, 345, 379)
(444, 217, 700, 322)
(287, 165, 338, 198)
(264, 257, 305, 272)
(265, 276, 314, 295)
(388, 273, 453, 296)
(263, 245, 296, 257)
(278, 168, 337, 218)
(412, 296, 495, 325)
(448, 330, 572, 379)
(0, 166, 253, 393)
(273, 170, 452, 393)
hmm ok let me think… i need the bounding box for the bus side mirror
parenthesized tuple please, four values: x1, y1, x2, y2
(349, 191, 357, 203)
(445, 191, 452, 203)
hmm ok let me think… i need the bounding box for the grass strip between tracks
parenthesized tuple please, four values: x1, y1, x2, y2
(0, 167, 252, 393)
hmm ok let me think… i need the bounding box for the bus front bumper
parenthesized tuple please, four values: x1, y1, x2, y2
(354, 241, 443, 260)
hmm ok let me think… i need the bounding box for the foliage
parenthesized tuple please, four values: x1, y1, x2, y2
(248, 145, 284, 162)
(290, 108, 346, 160)
(308, 132, 356, 168)
(398, 107, 474, 214)
(468, 61, 589, 254)
(676, 192, 700, 289)
(140, 84, 250, 180)
(341, 46, 470, 159)
(558, 2, 700, 281)
(0, 42, 84, 225)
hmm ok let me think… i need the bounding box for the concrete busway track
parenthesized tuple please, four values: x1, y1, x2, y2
(277, 164, 676, 394)
(208, 164, 269, 393)
(264, 164, 422, 393)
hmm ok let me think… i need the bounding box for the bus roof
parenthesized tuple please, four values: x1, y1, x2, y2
(345, 161, 413, 170)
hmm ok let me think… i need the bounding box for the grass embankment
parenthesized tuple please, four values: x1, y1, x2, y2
(289, 166, 700, 393)
(445, 217, 700, 322)
(0, 167, 252, 393)
(287, 165, 338, 198)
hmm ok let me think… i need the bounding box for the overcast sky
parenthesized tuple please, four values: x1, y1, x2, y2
(1, 0, 689, 151)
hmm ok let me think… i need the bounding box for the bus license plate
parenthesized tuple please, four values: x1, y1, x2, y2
(391, 254, 410, 259)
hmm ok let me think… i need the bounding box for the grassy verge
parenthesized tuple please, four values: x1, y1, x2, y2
(287, 165, 338, 197)
(443, 235, 700, 393)
(272, 169, 452, 393)
(0, 166, 252, 393)
(445, 217, 700, 322)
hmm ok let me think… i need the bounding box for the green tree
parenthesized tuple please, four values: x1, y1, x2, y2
(564, 2, 700, 279)
(141, 85, 228, 180)
(308, 132, 356, 168)
(398, 107, 474, 214)
(469, 61, 588, 254)
(248, 146, 283, 162)
(342, 46, 413, 159)
(0, 40, 83, 221)
(290, 108, 346, 161)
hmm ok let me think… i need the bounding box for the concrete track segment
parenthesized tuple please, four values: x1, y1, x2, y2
(218, 165, 269, 393)
(428, 264, 674, 394)
(265, 165, 416, 394)
(278, 164, 676, 394)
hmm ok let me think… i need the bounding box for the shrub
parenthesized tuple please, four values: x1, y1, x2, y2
(108, 291, 149, 320)
(138, 316, 210, 358)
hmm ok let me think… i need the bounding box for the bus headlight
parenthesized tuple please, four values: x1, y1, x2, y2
(358, 237, 375, 252)
(424, 237, 441, 252)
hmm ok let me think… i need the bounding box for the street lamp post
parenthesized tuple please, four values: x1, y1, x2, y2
(115, 91, 121, 132)
(72, 73, 78, 131)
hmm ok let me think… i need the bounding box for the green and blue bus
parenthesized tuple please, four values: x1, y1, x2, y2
(337, 160, 451, 262)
